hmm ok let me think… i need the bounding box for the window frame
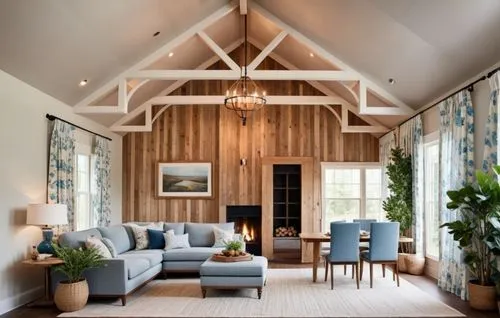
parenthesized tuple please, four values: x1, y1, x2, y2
(320, 162, 382, 231)
(423, 131, 440, 260)
(74, 141, 95, 231)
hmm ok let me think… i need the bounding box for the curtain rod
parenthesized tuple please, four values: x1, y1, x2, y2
(379, 66, 500, 140)
(46, 114, 112, 141)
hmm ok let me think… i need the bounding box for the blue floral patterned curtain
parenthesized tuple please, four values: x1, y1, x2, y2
(47, 120, 76, 232)
(398, 115, 424, 255)
(437, 89, 474, 300)
(92, 136, 111, 227)
(482, 73, 500, 171)
(379, 132, 396, 204)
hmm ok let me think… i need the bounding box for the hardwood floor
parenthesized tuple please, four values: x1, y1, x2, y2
(2, 262, 498, 318)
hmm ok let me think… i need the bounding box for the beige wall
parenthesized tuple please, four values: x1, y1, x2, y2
(0, 70, 123, 314)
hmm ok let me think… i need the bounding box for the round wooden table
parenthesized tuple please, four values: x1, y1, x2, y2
(22, 258, 63, 306)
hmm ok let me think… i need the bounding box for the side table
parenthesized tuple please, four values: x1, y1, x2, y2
(22, 257, 64, 306)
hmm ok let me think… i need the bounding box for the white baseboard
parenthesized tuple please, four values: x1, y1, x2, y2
(0, 286, 44, 315)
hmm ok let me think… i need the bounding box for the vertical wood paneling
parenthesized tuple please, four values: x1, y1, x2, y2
(122, 46, 380, 262)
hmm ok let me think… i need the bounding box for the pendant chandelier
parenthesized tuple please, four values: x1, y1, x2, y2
(224, 14, 266, 126)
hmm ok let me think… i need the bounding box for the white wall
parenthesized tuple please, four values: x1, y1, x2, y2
(0, 70, 122, 314)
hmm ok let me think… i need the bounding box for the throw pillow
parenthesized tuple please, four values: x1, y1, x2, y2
(164, 230, 191, 250)
(130, 225, 150, 250)
(86, 236, 112, 258)
(101, 237, 118, 258)
(212, 226, 235, 248)
(148, 229, 166, 249)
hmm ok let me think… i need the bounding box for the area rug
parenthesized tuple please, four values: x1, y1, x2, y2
(59, 268, 464, 317)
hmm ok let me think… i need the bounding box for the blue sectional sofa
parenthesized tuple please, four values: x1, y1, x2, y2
(51, 222, 237, 305)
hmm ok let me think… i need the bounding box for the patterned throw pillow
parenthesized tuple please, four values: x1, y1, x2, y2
(130, 225, 150, 250)
(101, 237, 117, 258)
(86, 236, 112, 258)
(212, 226, 235, 248)
(164, 230, 191, 250)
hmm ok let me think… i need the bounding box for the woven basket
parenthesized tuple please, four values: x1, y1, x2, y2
(54, 279, 89, 312)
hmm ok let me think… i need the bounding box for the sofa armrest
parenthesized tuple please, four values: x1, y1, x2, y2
(51, 259, 127, 296)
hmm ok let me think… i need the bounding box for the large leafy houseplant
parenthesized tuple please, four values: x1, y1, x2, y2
(383, 147, 413, 238)
(52, 244, 104, 283)
(442, 167, 500, 286)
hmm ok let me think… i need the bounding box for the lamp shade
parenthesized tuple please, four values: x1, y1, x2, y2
(27, 203, 68, 226)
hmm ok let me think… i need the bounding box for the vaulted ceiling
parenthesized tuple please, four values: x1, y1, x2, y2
(0, 0, 499, 131)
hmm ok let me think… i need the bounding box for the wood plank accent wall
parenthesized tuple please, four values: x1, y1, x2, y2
(122, 46, 380, 261)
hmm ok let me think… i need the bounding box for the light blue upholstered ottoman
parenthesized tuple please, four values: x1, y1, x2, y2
(199, 256, 268, 299)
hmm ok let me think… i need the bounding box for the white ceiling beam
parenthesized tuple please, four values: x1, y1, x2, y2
(240, 0, 247, 15)
(74, 2, 238, 109)
(341, 107, 389, 133)
(118, 79, 128, 113)
(110, 104, 152, 132)
(248, 70, 358, 81)
(129, 70, 240, 80)
(251, 2, 413, 113)
(149, 95, 343, 105)
(76, 106, 125, 114)
(197, 31, 240, 71)
(247, 31, 288, 71)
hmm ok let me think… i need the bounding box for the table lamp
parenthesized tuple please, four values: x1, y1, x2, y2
(27, 203, 68, 254)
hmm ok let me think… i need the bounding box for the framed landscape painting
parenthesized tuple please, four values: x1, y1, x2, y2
(157, 162, 213, 198)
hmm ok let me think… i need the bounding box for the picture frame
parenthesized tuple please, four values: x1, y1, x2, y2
(157, 162, 213, 198)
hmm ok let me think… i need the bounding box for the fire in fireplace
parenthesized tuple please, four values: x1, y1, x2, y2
(226, 205, 261, 256)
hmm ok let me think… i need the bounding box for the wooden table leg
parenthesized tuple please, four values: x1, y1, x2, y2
(312, 241, 320, 282)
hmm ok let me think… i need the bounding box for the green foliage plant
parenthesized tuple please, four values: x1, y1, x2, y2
(52, 244, 104, 283)
(441, 166, 500, 286)
(224, 240, 243, 251)
(382, 147, 413, 236)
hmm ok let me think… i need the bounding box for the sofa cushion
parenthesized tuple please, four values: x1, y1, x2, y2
(123, 258, 150, 279)
(58, 229, 102, 249)
(164, 223, 185, 235)
(148, 229, 165, 249)
(119, 250, 163, 266)
(98, 225, 132, 254)
(163, 247, 223, 262)
(184, 222, 234, 247)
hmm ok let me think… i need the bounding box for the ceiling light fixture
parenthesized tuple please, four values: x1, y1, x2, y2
(309, 52, 315, 58)
(224, 14, 266, 126)
(168, 52, 174, 58)
(153, 31, 160, 37)
(388, 78, 396, 85)
(79, 79, 88, 87)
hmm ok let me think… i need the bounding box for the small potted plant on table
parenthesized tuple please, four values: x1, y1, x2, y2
(52, 244, 104, 312)
(442, 167, 500, 311)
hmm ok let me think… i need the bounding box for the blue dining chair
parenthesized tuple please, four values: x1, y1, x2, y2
(359, 222, 400, 288)
(324, 222, 361, 289)
(322, 220, 346, 280)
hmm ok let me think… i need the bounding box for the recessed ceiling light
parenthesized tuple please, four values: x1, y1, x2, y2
(168, 52, 174, 58)
(79, 79, 88, 87)
(388, 78, 396, 85)
(309, 52, 315, 58)
(153, 31, 160, 37)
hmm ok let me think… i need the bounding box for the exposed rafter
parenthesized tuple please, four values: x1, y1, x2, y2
(239, 0, 247, 15)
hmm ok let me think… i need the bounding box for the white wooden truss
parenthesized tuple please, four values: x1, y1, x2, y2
(75, 1, 410, 133)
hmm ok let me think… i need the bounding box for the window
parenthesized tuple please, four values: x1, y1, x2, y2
(74, 138, 95, 231)
(424, 133, 440, 259)
(321, 163, 382, 232)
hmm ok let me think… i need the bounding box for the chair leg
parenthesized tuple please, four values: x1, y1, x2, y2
(324, 259, 329, 282)
(382, 264, 386, 278)
(355, 263, 359, 289)
(344, 264, 347, 276)
(369, 263, 373, 288)
(351, 264, 354, 279)
(359, 260, 364, 281)
(395, 262, 400, 287)
(330, 264, 334, 290)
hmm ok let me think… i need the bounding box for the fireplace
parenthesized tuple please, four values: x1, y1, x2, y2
(226, 205, 262, 256)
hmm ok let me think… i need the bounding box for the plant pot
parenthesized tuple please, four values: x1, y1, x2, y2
(398, 253, 409, 273)
(404, 254, 425, 275)
(54, 279, 89, 312)
(468, 281, 497, 311)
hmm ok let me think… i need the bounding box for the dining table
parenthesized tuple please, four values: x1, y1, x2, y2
(299, 232, 413, 282)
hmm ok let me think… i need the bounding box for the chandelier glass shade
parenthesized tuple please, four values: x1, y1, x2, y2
(224, 14, 266, 126)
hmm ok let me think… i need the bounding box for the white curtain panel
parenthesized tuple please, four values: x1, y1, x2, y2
(92, 136, 112, 227)
(47, 120, 76, 232)
(437, 89, 474, 300)
(482, 72, 500, 171)
(398, 116, 424, 255)
(379, 132, 396, 201)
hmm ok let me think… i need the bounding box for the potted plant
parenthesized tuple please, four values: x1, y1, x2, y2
(52, 244, 104, 312)
(383, 147, 424, 274)
(441, 167, 500, 311)
(222, 240, 244, 257)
